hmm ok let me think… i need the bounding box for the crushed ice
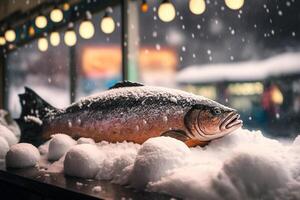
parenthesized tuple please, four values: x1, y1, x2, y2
(1, 128, 300, 199)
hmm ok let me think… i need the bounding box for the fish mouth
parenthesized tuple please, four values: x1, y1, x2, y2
(220, 112, 243, 131)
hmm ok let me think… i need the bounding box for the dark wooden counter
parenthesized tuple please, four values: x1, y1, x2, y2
(0, 161, 173, 200)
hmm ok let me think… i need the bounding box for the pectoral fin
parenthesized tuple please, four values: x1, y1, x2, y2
(161, 130, 209, 147)
(161, 130, 190, 142)
(185, 139, 209, 147)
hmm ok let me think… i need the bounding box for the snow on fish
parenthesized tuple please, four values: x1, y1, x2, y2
(18, 81, 242, 147)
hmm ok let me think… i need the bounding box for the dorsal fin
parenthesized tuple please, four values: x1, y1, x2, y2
(109, 81, 144, 90)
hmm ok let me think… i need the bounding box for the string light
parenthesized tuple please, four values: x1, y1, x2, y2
(63, 2, 70, 11)
(225, 0, 244, 10)
(141, 0, 149, 13)
(28, 26, 35, 37)
(0, 36, 6, 46)
(158, 0, 176, 22)
(189, 0, 206, 15)
(79, 12, 95, 39)
(50, 32, 60, 46)
(35, 14, 48, 29)
(79, 20, 95, 39)
(38, 36, 48, 52)
(64, 24, 77, 46)
(50, 6, 64, 23)
(100, 12, 115, 34)
(4, 29, 16, 42)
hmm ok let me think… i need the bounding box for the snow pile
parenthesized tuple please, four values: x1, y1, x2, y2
(63, 130, 300, 199)
(64, 144, 105, 178)
(7, 129, 300, 199)
(6, 143, 40, 168)
(47, 134, 76, 161)
(38, 140, 50, 155)
(0, 125, 18, 147)
(0, 124, 19, 164)
(0, 110, 21, 163)
(0, 137, 9, 159)
(147, 131, 300, 199)
(130, 137, 190, 189)
(0, 109, 21, 139)
(94, 141, 139, 183)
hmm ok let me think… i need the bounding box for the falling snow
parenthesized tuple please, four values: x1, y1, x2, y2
(181, 46, 186, 52)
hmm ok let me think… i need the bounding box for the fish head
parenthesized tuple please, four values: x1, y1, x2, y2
(185, 103, 243, 141)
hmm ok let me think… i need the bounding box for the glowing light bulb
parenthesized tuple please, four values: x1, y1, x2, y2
(5, 29, 16, 42)
(79, 20, 95, 39)
(189, 0, 206, 15)
(141, 0, 149, 12)
(38, 37, 48, 52)
(28, 26, 35, 37)
(50, 32, 60, 46)
(64, 29, 77, 46)
(0, 36, 6, 46)
(100, 15, 115, 34)
(35, 15, 48, 29)
(271, 86, 284, 105)
(50, 8, 63, 23)
(63, 3, 70, 11)
(225, 0, 244, 10)
(158, 0, 176, 22)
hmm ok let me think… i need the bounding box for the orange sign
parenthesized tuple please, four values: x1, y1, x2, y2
(139, 48, 177, 72)
(81, 46, 121, 78)
(81, 45, 177, 78)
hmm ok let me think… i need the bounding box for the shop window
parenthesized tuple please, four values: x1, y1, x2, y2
(75, 5, 122, 100)
(6, 38, 70, 118)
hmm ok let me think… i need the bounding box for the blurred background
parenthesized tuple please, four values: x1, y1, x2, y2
(0, 0, 299, 138)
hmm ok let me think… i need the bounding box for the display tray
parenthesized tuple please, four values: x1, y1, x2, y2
(0, 163, 173, 200)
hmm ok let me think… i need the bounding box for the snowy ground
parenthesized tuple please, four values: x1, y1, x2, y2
(2, 128, 300, 199)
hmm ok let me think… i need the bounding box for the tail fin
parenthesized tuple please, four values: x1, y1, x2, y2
(18, 87, 58, 145)
(19, 87, 57, 120)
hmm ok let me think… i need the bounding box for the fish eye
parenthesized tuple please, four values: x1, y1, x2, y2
(213, 107, 222, 115)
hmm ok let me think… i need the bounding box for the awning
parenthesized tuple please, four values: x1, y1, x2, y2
(176, 52, 300, 84)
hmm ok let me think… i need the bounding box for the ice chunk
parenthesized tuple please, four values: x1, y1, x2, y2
(38, 140, 50, 155)
(0, 124, 18, 146)
(64, 144, 105, 178)
(92, 186, 102, 193)
(129, 137, 190, 188)
(47, 155, 65, 173)
(48, 134, 76, 161)
(95, 142, 139, 182)
(6, 143, 40, 168)
(0, 109, 21, 139)
(77, 137, 95, 145)
(76, 182, 83, 187)
(0, 137, 9, 159)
